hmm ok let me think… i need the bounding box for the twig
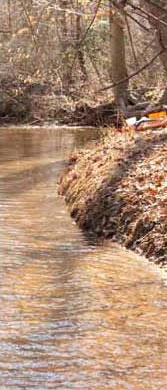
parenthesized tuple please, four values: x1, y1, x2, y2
(144, 0, 167, 15)
(125, 11, 150, 31)
(110, 0, 151, 31)
(127, 1, 167, 27)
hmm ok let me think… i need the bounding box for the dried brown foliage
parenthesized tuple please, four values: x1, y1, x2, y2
(1, 0, 167, 122)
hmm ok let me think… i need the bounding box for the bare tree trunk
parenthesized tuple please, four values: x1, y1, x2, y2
(109, 3, 129, 110)
(57, 0, 72, 92)
(76, 13, 87, 82)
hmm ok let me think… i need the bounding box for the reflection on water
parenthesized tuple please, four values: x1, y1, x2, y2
(1, 126, 167, 390)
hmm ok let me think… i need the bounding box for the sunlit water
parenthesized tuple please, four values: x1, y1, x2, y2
(1, 126, 167, 390)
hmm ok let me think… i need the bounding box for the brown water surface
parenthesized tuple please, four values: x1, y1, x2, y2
(1, 126, 167, 390)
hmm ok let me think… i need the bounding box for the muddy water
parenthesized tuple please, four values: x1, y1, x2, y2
(1, 127, 167, 390)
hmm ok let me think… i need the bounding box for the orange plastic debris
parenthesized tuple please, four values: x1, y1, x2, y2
(148, 111, 167, 119)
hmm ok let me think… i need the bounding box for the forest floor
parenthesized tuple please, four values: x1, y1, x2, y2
(59, 127, 167, 267)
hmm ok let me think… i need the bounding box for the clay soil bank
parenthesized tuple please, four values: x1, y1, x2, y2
(59, 127, 167, 267)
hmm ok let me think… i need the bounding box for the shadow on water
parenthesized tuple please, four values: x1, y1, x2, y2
(1, 127, 167, 390)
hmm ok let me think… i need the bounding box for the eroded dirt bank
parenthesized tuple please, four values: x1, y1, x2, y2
(59, 128, 167, 267)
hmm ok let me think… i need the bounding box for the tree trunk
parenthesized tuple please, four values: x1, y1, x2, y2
(76, 13, 87, 82)
(57, 0, 72, 92)
(109, 3, 130, 110)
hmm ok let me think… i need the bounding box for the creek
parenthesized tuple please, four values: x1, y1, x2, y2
(1, 126, 167, 390)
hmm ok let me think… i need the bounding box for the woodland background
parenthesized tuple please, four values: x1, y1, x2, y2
(1, 0, 167, 124)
